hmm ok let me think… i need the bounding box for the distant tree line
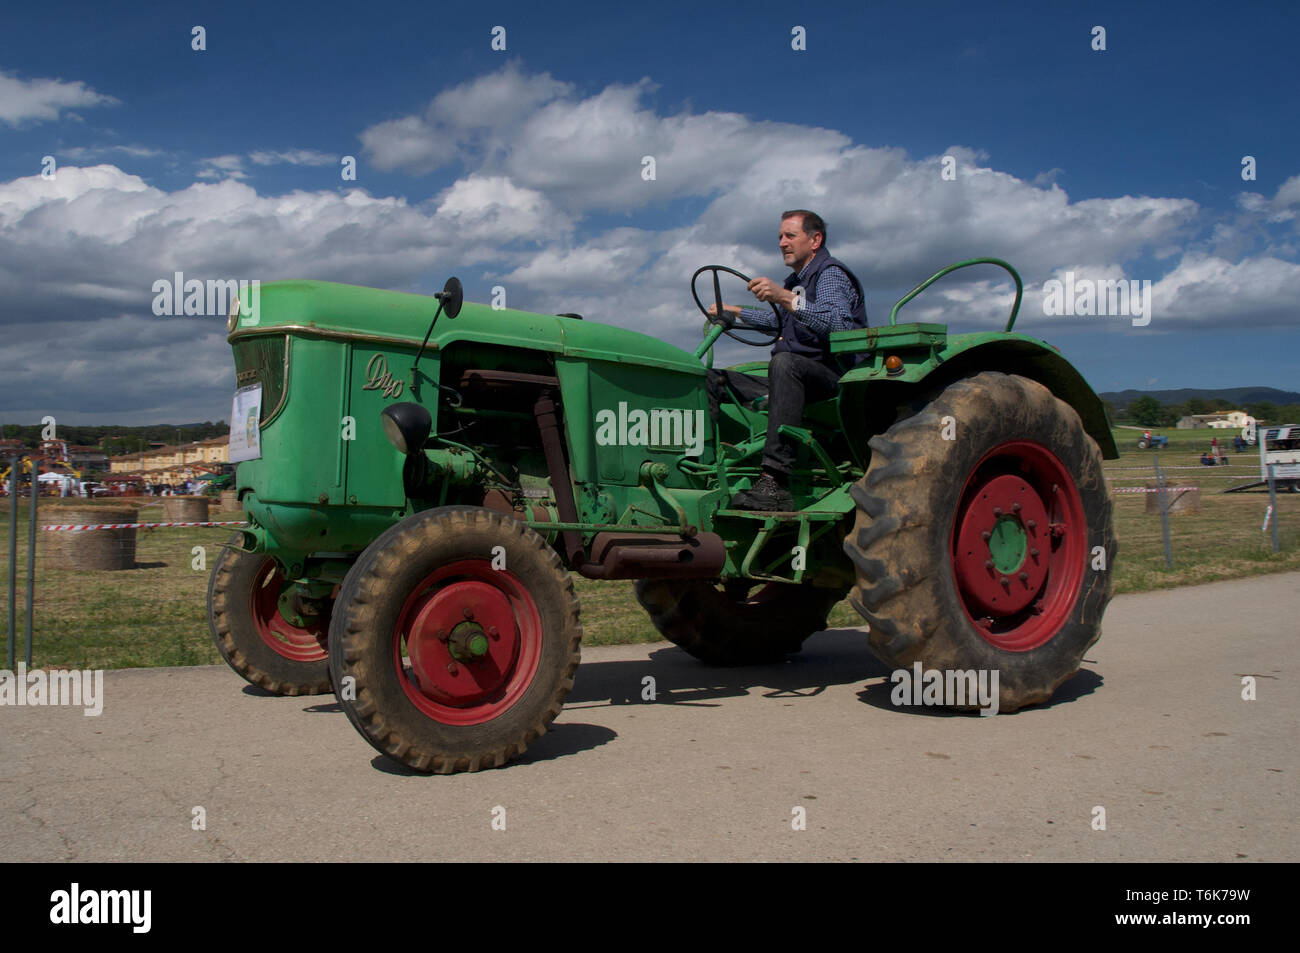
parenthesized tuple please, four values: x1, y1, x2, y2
(0, 421, 229, 455)
(1109, 397, 1300, 428)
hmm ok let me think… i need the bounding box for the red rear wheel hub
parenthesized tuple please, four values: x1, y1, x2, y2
(950, 441, 1086, 651)
(250, 560, 329, 662)
(394, 560, 543, 726)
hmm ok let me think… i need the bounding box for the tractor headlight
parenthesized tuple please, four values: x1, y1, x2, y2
(381, 403, 432, 455)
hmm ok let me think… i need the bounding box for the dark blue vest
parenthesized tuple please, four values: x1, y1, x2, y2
(773, 247, 869, 369)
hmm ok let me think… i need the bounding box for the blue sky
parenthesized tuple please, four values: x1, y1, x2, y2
(1, 0, 1297, 423)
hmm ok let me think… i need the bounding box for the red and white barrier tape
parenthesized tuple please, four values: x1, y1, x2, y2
(41, 521, 249, 532)
(1105, 464, 1246, 471)
(1110, 486, 1197, 494)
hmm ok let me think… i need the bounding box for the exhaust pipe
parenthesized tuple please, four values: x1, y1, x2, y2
(578, 531, 726, 580)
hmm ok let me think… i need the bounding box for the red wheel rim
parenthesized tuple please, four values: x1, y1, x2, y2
(394, 560, 543, 726)
(249, 560, 330, 662)
(950, 441, 1087, 651)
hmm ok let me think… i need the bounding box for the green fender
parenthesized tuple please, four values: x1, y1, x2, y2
(835, 332, 1119, 464)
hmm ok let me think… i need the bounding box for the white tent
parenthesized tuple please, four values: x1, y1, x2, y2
(37, 472, 77, 497)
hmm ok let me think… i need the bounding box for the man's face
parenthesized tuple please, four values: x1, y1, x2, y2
(778, 216, 821, 270)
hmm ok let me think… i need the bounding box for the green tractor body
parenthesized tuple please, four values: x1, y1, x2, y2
(209, 260, 1118, 773)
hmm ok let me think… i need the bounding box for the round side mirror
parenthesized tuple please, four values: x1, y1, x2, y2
(437, 276, 463, 319)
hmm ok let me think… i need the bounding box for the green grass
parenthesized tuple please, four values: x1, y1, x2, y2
(1103, 426, 1299, 592)
(2, 435, 1297, 671)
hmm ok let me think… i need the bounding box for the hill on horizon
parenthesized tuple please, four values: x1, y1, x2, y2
(1099, 386, 1300, 407)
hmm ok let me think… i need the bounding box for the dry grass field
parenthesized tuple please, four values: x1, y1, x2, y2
(2, 426, 1295, 670)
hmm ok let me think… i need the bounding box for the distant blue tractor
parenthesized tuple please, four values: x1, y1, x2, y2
(1136, 433, 1168, 449)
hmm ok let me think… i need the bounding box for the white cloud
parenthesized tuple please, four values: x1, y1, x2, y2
(196, 155, 248, 181)
(1237, 174, 1300, 224)
(1149, 253, 1300, 328)
(60, 144, 162, 161)
(249, 149, 337, 166)
(499, 234, 654, 292)
(361, 63, 573, 175)
(433, 174, 569, 244)
(0, 69, 118, 125)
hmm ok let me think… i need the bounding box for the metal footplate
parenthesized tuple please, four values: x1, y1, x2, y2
(715, 507, 845, 584)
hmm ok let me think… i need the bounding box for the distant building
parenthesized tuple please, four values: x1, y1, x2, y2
(109, 436, 229, 479)
(1176, 410, 1251, 430)
(67, 445, 109, 471)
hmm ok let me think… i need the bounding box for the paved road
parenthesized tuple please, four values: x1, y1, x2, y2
(3, 572, 1296, 862)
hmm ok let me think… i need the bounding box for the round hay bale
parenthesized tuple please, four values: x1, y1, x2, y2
(163, 496, 209, 523)
(1144, 484, 1200, 514)
(44, 504, 139, 571)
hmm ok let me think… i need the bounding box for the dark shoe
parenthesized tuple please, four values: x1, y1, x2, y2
(730, 474, 794, 512)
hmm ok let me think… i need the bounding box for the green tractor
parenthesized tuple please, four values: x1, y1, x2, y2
(208, 258, 1117, 773)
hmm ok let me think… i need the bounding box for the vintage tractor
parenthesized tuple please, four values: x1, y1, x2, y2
(208, 257, 1117, 773)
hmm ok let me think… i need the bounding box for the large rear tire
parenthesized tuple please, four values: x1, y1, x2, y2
(635, 579, 849, 665)
(844, 372, 1116, 712)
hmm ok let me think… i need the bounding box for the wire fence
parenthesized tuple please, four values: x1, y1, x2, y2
(3, 453, 1296, 671)
(1102, 454, 1294, 573)
(2, 491, 247, 671)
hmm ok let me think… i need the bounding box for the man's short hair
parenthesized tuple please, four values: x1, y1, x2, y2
(782, 209, 826, 245)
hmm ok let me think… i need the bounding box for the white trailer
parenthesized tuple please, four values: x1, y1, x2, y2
(1260, 425, 1300, 490)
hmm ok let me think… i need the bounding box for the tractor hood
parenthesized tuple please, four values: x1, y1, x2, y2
(228, 280, 705, 376)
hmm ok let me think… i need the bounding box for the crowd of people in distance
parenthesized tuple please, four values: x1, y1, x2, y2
(143, 480, 194, 496)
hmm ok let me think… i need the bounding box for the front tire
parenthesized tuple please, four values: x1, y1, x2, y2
(329, 507, 582, 773)
(844, 372, 1116, 712)
(207, 540, 333, 696)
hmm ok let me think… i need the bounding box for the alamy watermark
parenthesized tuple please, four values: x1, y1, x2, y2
(0, 663, 104, 716)
(152, 271, 260, 323)
(890, 662, 1000, 716)
(1042, 272, 1151, 327)
(594, 403, 706, 457)
(50, 883, 150, 933)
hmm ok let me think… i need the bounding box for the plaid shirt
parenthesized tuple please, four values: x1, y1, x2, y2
(738, 259, 861, 336)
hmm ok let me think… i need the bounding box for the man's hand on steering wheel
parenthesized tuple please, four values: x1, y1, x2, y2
(705, 302, 741, 329)
(746, 276, 792, 308)
(691, 265, 781, 346)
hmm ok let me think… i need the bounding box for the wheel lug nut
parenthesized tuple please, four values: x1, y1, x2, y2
(1018, 571, 1029, 581)
(981, 530, 991, 541)
(446, 661, 459, 675)
(993, 507, 1003, 517)
(1030, 548, 1039, 557)
(462, 607, 474, 619)
(1012, 502, 1021, 512)
(1027, 520, 1037, 529)
(488, 626, 499, 640)
(436, 629, 448, 642)
(999, 576, 1009, 586)
(984, 559, 994, 569)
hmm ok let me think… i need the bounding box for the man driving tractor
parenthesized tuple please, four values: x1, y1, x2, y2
(706, 209, 868, 510)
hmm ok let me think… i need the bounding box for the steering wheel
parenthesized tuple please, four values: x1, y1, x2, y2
(690, 265, 782, 347)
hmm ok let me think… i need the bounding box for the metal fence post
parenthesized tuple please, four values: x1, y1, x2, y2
(25, 472, 36, 667)
(1155, 455, 1173, 569)
(6, 455, 17, 669)
(1266, 464, 1280, 554)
